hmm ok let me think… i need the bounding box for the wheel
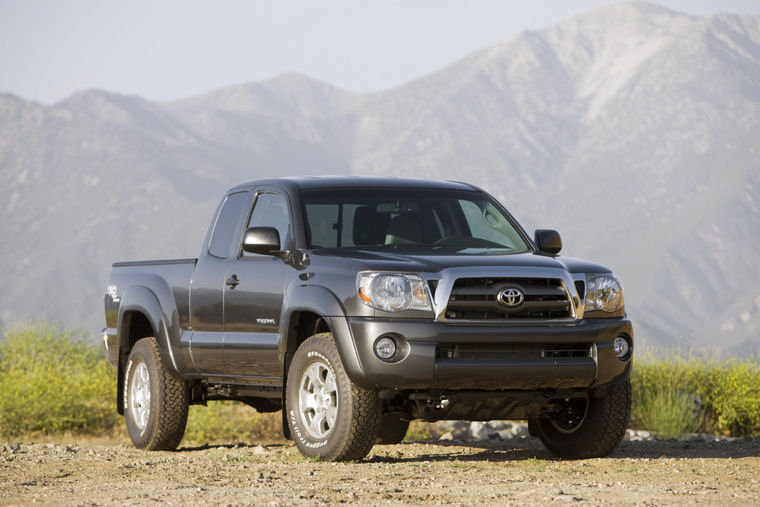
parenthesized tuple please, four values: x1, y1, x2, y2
(286, 333, 378, 461)
(527, 418, 539, 437)
(124, 337, 189, 450)
(530, 379, 631, 459)
(375, 413, 410, 444)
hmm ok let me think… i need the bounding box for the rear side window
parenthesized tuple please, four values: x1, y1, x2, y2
(208, 192, 248, 258)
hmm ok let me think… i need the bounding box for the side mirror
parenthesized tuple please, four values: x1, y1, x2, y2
(534, 229, 562, 254)
(242, 227, 281, 256)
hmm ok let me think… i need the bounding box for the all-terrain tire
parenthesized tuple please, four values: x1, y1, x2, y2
(286, 333, 378, 461)
(375, 413, 410, 444)
(124, 337, 189, 450)
(531, 379, 631, 459)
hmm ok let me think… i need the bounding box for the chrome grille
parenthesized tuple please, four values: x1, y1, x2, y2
(445, 277, 572, 321)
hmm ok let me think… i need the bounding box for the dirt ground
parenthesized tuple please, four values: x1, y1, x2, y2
(2, 436, 760, 506)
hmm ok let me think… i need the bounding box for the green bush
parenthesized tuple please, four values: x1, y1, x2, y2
(3, 325, 760, 441)
(404, 421, 440, 442)
(631, 353, 760, 437)
(0, 325, 119, 438)
(183, 401, 281, 444)
(634, 389, 703, 439)
(703, 359, 760, 436)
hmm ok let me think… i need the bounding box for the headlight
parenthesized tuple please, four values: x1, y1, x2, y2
(585, 273, 624, 313)
(357, 272, 432, 312)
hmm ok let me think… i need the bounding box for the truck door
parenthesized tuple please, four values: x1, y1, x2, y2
(222, 189, 293, 377)
(189, 190, 250, 374)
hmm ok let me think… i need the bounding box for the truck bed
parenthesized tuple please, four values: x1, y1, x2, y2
(103, 258, 197, 367)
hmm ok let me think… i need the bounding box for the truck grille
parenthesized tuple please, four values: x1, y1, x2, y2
(444, 277, 572, 321)
(437, 344, 592, 360)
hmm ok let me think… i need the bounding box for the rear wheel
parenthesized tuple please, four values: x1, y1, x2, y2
(124, 337, 188, 450)
(530, 379, 631, 459)
(375, 413, 410, 444)
(286, 333, 378, 461)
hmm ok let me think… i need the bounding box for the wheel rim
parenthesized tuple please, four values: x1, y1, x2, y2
(298, 360, 339, 439)
(129, 361, 151, 433)
(549, 398, 589, 434)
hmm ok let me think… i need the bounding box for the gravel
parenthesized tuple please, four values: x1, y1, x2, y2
(2, 434, 760, 505)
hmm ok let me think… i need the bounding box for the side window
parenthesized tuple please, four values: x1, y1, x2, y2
(242, 192, 291, 257)
(208, 192, 249, 258)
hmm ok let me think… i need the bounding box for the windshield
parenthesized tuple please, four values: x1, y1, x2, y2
(301, 188, 530, 254)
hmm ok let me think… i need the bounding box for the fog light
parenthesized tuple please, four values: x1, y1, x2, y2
(614, 336, 631, 359)
(374, 336, 397, 360)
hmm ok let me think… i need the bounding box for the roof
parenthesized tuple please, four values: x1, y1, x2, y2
(228, 175, 479, 193)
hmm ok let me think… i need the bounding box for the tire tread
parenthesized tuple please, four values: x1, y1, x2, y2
(584, 380, 631, 458)
(287, 333, 378, 461)
(130, 337, 188, 451)
(534, 379, 631, 459)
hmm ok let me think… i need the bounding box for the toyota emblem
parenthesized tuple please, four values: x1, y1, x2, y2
(497, 287, 524, 307)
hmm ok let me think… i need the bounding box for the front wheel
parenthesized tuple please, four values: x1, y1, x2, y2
(124, 337, 189, 450)
(530, 379, 631, 459)
(286, 333, 378, 461)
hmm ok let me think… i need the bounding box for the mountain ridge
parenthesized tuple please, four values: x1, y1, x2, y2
(1, 2, 758, 351)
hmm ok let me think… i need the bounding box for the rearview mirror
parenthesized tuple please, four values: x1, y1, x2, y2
(534, 229, 562, 254)
(242, 227, 281, 255)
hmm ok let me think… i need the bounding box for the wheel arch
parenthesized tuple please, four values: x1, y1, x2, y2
(280, 285, 364, 381)
(279, 285, 366, 440)
(115, 285, 179, 414)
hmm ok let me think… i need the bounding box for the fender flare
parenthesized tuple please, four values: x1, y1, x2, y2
(280, 285, 365, 382)
(117, 285, 180, 374)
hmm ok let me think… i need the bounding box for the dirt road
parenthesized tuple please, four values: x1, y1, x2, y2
(2, 436, 760, 505)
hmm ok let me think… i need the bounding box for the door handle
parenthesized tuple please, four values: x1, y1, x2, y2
(225, 274, 240, 288)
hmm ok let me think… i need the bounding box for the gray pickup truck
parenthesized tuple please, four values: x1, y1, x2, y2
(103, 176, 633, 461)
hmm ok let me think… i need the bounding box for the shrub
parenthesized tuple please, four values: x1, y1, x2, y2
(182, 401, 281, 444)
(0, 325, 119, 438)
(704, 359, 760, 436)
(634, 388, 704, 438)
(631, 353, 760, 437)
(404, 421, 440, 442)
(3, 325, 760, 441)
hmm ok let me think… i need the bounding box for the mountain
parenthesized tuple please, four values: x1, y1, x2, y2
(1, 2, 758, 352)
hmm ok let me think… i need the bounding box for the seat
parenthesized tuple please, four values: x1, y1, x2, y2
(385, 214, 425, 245)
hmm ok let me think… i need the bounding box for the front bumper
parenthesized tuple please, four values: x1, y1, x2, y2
(341, 317, 633, 390)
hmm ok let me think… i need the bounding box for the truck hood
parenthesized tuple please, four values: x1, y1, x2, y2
(308, 249, 611, 275)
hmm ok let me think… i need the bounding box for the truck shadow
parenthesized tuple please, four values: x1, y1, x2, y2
(178, 441, 288, 452)
(368, 437, 760, 463)
(176, 438, 760, 462)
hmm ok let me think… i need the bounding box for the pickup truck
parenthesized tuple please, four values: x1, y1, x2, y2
(103, 176, 633, 461)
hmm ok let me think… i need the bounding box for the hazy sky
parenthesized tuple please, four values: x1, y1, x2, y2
(1, 0, 758, 104)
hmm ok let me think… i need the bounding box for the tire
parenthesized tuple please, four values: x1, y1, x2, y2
(375, 413, 410, 444)
(531, 379, 631, 459)
(124, 337, 189, 450)
(286, 333, 378, 461)
(527, 418, 540, 438)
